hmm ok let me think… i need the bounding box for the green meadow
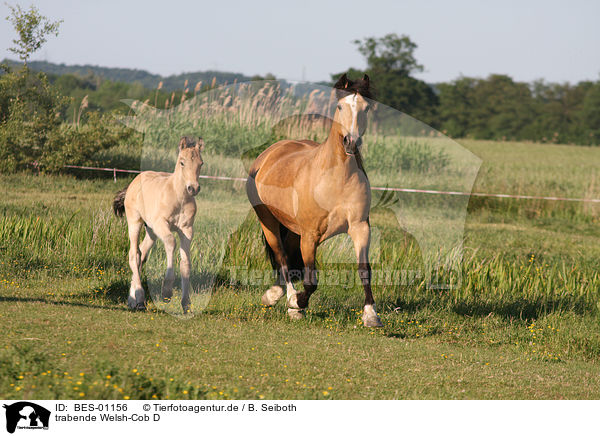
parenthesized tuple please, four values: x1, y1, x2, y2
(1, 138, 600, 400)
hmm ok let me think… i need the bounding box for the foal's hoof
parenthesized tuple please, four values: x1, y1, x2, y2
(128, 296, 145, 311)
(261, 286, 284, 306)
(287, 308, 305, 320)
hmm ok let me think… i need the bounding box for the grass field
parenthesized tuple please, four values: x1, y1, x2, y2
(1, 139, 600, 400)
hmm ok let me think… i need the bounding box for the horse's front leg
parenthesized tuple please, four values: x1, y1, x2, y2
(178, 226, 193, 313)
(349, 220, 383, 327)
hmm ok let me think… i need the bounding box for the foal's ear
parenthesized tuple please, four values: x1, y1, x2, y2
(334, 73, 350, 90)
(196, 138, 205, 152)
(179, 137, 189, 151)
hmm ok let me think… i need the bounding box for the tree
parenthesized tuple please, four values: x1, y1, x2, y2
(437, 77, 478, 138)
(5, 3, 62, 65)
(334, 34, 437, 125)
(438, 75, 537, 141)
(581, 82, 600, 144)
(353, 33, 423, 76)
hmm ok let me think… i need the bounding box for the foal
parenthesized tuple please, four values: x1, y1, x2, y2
(113, 136, 204, 312)
(246, 74, 382, 327)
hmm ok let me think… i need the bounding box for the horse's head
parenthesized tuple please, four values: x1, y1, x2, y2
(176, 136, 204, 196)
(333, 73, 373, 155)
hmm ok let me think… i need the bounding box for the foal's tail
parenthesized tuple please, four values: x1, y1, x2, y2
(112, 187, 128, 217)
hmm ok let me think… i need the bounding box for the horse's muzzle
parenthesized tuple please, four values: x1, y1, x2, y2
(343, 135, 362, 155)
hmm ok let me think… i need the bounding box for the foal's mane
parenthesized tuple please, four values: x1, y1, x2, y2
(179, 136, 201, 150)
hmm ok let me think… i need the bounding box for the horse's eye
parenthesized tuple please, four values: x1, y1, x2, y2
(337, 105, 342, 111)
(364, 106, 370, 113)
(180, 161, 184, 167)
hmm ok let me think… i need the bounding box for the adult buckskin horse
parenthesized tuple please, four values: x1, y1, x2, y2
(246, 73, 382, 327)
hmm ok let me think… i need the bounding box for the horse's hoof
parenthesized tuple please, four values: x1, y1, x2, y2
(362, 315, 383, 328)
(287, 308, 305, 320)
(286, 294, 300, 310)
(135, 302, 147, 311)
(362, 304, 383, 327)
(262, 286, 284, 306)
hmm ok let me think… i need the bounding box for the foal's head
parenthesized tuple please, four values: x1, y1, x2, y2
(176, 136, 204, 196)
(333, 73, 373, 155)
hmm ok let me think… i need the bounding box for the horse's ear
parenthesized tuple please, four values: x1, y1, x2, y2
(196, 138, 205, 152)
(334, 73, 349, 90)
(363, 74, 370, 87)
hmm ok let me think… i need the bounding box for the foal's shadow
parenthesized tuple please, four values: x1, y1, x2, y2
(98, 279, 130, 305)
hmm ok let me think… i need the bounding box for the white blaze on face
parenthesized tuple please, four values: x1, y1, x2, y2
(341, 94, 359, 140)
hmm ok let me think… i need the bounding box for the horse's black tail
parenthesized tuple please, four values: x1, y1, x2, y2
(262, 224, 304, 281)
(112, 187, 128, 217)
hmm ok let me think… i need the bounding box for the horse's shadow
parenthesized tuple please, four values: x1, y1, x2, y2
(449, 297, 592, 320)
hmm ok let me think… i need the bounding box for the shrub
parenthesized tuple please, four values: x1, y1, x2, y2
(0, 64, 68, 172)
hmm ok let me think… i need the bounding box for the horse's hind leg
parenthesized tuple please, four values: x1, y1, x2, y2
(261, 231, 300, 307)
(295, 235, 318, 310)
(254, 206, 302, 319)
(127, 218, 146, 310)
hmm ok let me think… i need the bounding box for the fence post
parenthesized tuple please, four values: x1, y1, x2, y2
(113, 168, 117, 183)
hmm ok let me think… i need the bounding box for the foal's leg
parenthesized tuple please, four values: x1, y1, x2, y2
(177, 226, 193, 313)
(139, 225, 157, 266)
(349, 221, 383, 327)
(153, 221, 176, 302)
(127, 218, 146, 310)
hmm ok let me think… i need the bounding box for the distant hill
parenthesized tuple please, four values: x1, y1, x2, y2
(1, 59, 259, 90)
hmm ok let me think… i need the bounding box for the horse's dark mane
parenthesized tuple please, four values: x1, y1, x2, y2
(334, 73, 374, 100)
(354, 149, 367, 179)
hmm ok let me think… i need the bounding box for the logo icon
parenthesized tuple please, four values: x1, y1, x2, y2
(3, 402, 50, 434)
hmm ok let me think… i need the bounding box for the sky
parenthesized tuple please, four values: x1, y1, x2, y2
(1, 0, 599, 84)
